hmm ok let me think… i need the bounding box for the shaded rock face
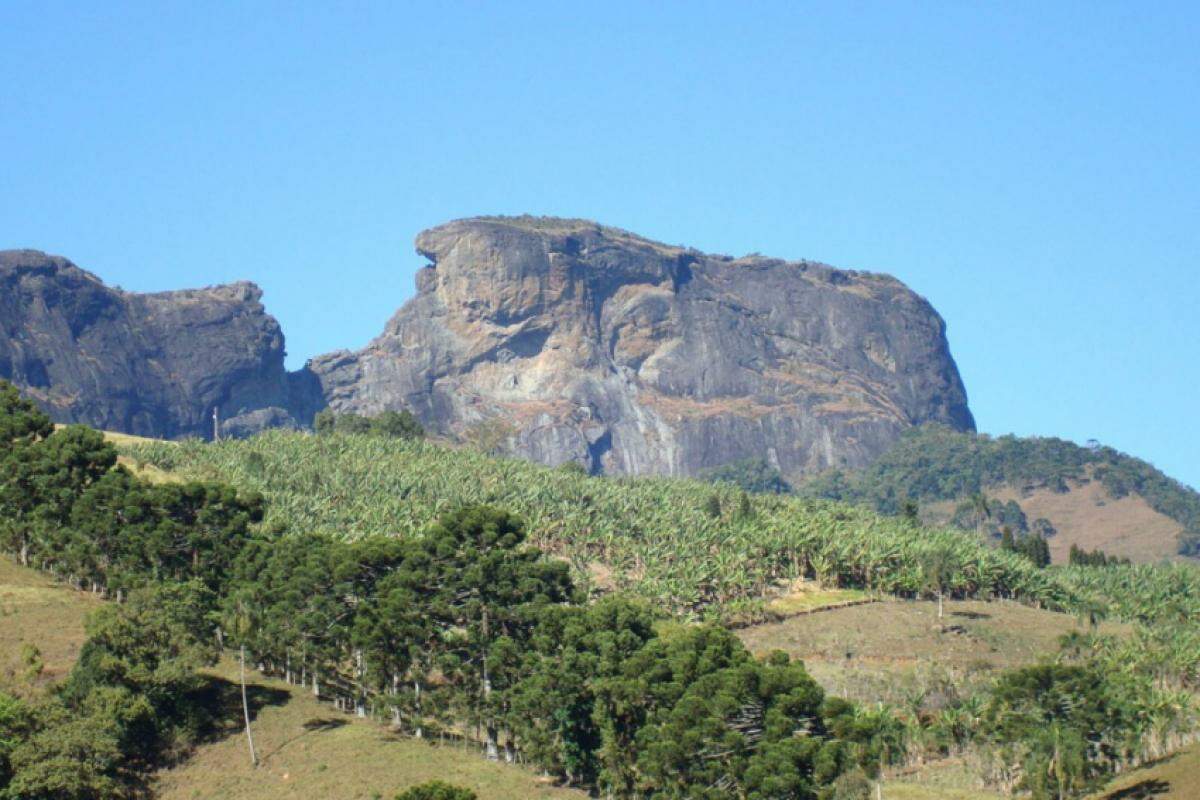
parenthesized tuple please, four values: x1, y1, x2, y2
(0, 250, 300, 438)
(305, 218, 975, 477)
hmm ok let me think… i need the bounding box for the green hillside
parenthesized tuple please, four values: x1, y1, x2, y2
(797, 425, 1200, 557)
(153, 659, 586, 800)
(0, 554, 581, 800)
(123, 430, 1074, 617)
(5, 386, 1199, 800)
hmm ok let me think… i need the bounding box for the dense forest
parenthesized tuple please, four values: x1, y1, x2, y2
(2, 382, 1199, 799)
(797, 425, 1200, 556)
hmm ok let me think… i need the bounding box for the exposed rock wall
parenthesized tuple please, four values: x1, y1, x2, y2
(0, 249, 299, 438)
(304, 217, 974, 477)
(2, 220, 975, 477)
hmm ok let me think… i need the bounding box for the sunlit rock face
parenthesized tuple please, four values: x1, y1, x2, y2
(302, 217, 975, 477)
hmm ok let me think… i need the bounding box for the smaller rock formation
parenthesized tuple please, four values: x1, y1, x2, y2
(0, 249, 300, 438)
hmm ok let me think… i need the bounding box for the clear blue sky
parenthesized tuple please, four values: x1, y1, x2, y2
(2, 2, 1197, 488)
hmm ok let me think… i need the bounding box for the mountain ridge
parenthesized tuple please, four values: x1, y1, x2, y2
(1, 216, 974, 477)
(300, 216, 974, 477)
(0, 248, 302, 439)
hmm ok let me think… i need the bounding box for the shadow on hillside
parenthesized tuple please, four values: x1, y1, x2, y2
(188, 675, 292, 746)
(302, 716, 348, 732)
(1099, 778, 1171, 799)
(257, 716, 350, 764)
(950, 610, 991, 620)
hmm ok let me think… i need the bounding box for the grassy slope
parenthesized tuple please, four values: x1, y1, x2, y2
(739, 599, 1200, 799)
(0, 556, 584, 800)
(0, 556, 100, 691)
(990, 479, 1182, 564)
(925, 478, 1183, 565)
(54, 424, 179, 483)
(883, 761, 1005, 800)
(154, 660, 586, 800)
(799, 425, 1200, 563)
(99, 431, 1197, 796)
(6, 558, 1174, 800)
(739, 600, 1143, 800)
(1087, 744, 1200, 799)
(738, 598, 1127, 705)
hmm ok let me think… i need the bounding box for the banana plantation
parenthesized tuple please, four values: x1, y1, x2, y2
(3, 381, 1199, 799)
(125, 431, 1079, 617)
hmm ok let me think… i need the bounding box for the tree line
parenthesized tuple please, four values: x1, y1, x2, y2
(799, 424, 1200, 556)
(0, 382, 899, 799)
(2, 380, 1195, 800)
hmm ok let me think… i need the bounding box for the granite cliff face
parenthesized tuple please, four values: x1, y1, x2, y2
(2, 221, 974, 476)
(0, 250, 300, 438)
(304, 217, 974, 477)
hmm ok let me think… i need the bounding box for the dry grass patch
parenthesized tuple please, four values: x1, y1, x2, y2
(0, 556, 100, 692)
(738, 598, 1127, 703)
(763, 581, 873, 617)
(991, 479, 1183, 565)
(1087, 743, 1200, 799)
(116, 454, 180, 484)
(52, 424, 179, 483)
(923, 474, 1185, 566)
(882, 759, 1006, 800)
(154, 660, 587, 800)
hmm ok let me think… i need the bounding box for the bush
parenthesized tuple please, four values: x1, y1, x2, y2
(394, 781, 477, 800)
(314, 409, 424, 439)
(703, 457, 791, 494)
(829, 768, 873, 800)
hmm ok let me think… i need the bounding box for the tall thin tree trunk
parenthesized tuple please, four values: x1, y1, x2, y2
(355, 649, 366, 718)
(391, 671, 401, 726)
(240, 645, 259, 767)
(414, 678, 423, 738)
(486, 726, 499, 761)
(482, 606, 498, 760)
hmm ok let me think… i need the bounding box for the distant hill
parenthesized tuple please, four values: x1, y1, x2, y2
(797, 425, 1200, 561)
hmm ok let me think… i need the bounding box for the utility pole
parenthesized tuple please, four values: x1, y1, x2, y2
(212, 406, 220, 442)
(240, 644, 258, 767)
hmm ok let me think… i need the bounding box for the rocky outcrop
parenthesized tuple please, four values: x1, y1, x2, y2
(2, 220, 975, 476)
(0, 249, 300, 438)
(304, 217, 974, 477)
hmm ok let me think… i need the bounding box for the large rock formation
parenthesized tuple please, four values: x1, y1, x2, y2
(0, 249, 300, 438)
(1, 220, 975, 477)
(304, 217, 974, 477)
